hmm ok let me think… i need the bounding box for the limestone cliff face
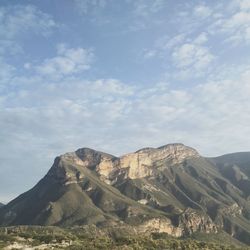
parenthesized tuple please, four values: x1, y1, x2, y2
(49, 143, 200, 185)
(178, 209, 218, 235)
(96, 143, 200, 183)
(121, 144, 199, 179)
(138, 218, 183, 237)
(138, 208, 218, 237)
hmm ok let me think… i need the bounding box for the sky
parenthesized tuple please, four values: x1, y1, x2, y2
(1, 0, 250, 203)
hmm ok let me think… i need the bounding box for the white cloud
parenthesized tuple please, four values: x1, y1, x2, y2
(215, 13, 250, 44)
(0, 40, 22, 56)
(34, 44, 94, 78)
(0, 5, 57, 40)
(142, 30, 213, 78)
(223, 11, 250, 29)
(172, 43, 214, 71)
(209, 1, 250, 44)
(143, 49, 155, 59)
(162, 34, 186, 50)
(0, 5, 58, 60)
(91, 79, 134, 96)
(132, 0, 166, 17)
(177, 1, 250, 47)
(142, 33, 187, 60)
(0, 59, 15, 88)
(0, 4, 57, 88)
(238, 0, 250, 11)
(74, 0, 107, 14)
(193, 32, 208, 45)
(193, 4, 212, 19)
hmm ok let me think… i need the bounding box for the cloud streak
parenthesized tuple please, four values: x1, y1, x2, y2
(27, 44, 94, 78)
(0, 5, 57, 39)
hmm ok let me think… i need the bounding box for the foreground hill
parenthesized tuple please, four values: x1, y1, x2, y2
(0, 144, 250, 245)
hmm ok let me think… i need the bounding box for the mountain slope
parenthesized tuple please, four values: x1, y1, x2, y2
(209, 153, 250, 199)
(0, 144, 250, 244)
(0, 203, 3, 208)
(0, 149, 168, 228)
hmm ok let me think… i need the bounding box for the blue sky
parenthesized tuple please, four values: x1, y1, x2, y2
(1, 0, 250, 203)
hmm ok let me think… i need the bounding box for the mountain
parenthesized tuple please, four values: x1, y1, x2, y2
(0, 144, 250, 245)
(0, 203, 3, 208)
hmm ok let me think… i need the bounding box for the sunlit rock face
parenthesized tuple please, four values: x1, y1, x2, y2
(178, 208, 218, 235)
(96, 143, 200, 183)
(138, 218, 183, 237)
(138, 208, 218, 237)
(50, 143, 200, 185)
(120, 144, 199, 179)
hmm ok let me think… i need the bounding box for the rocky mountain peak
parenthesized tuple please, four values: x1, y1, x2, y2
(157, 143, 200, 161)
(131, 143, 199, 160)
(48, 144, 200, 184)
(118, 143, 199, 180)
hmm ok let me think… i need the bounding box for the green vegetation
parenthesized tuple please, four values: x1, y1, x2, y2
(0, 226, 249, 250)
